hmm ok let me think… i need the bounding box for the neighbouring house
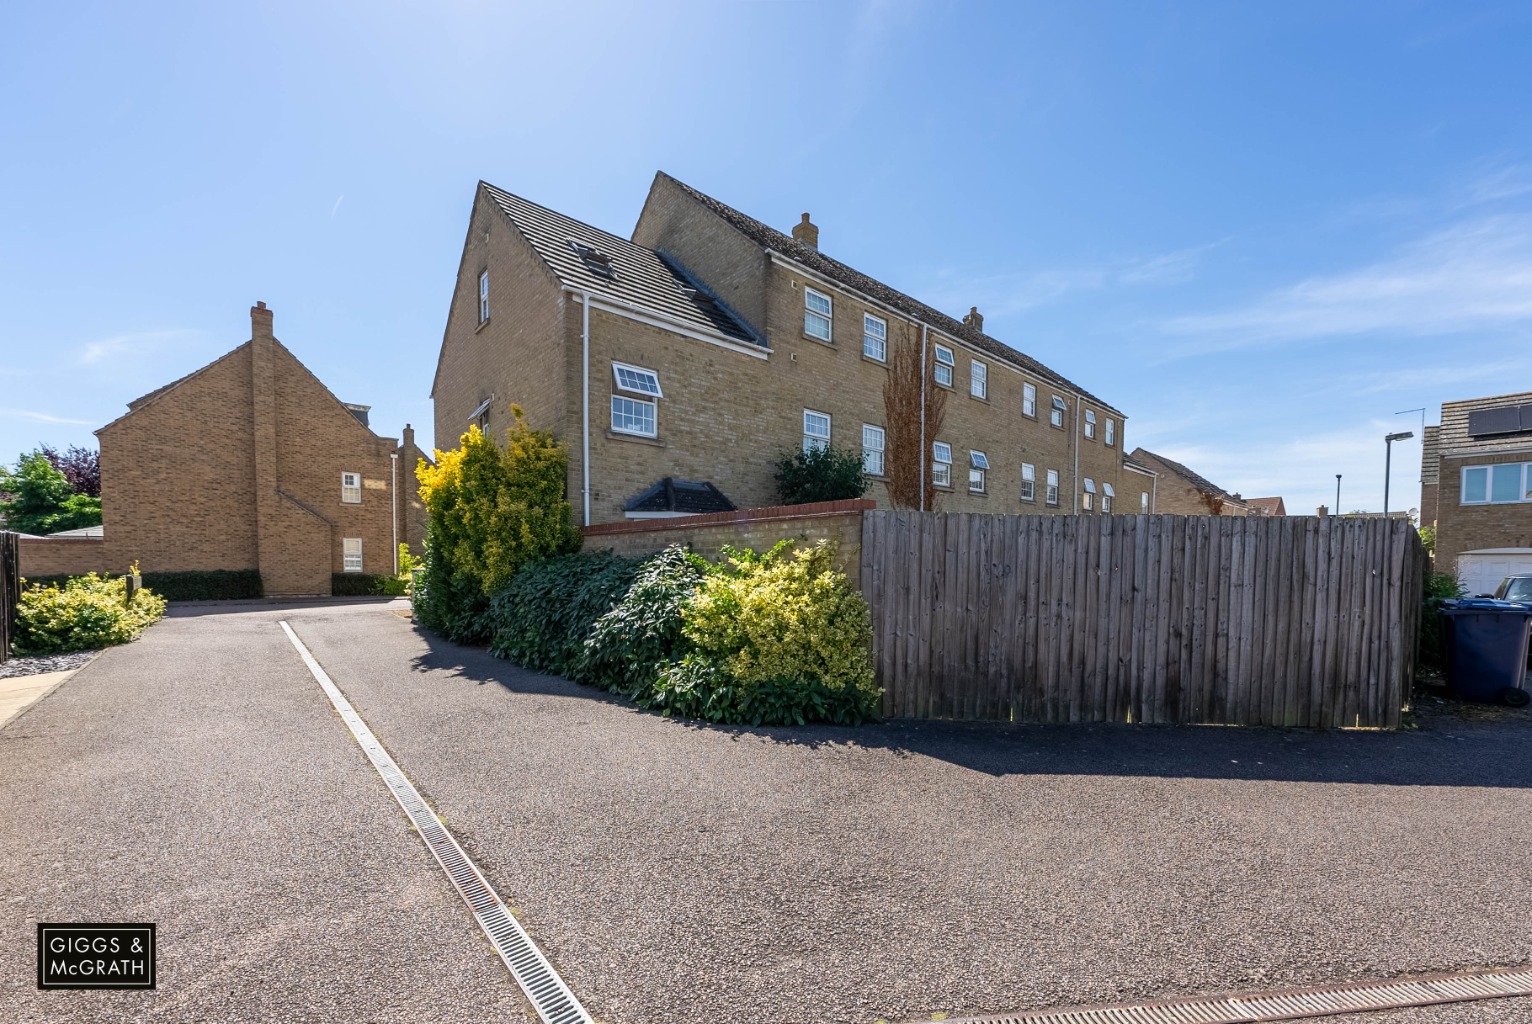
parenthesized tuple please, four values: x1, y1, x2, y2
(432, 173, 1149, 526)
(1420, 390, 1532, 596)
(1246, 496, 1287, 517)
(1127, 448, 1249, 516)
(22, 303, 430, 596)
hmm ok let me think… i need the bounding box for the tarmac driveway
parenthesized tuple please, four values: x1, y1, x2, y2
(5, 599, 1532, 1023)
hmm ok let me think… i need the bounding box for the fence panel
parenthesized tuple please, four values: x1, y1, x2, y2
(864, 512, 1423, 728)
(1, 532, 19, 664)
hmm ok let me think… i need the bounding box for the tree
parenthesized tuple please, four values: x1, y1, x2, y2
(881, 328, 948, 510)
(41, 445, 100, 497)
(0, 451, 103, 535)
(775, 442, 868, 505)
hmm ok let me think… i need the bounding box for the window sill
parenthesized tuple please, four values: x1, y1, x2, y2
(606, 430, 667, 448)
(474, 318, 491, 334)
(933, 484, 955, 492)
(934, 381, 955, 391)
(861, 353, 888, 368)
(970, 394, 989, 403)
(803, 332, 834, 347)
(968, 489, 989, 498)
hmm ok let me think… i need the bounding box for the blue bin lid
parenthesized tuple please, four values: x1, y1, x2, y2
(1442, 598, 1532, 614)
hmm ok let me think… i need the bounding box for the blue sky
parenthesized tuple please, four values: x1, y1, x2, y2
(4, 1, 1531, 516)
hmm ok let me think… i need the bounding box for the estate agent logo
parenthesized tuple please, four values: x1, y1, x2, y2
(37, 923, 156, 990)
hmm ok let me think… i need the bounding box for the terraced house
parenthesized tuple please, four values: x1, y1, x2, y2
(431, 173, 1148, 525)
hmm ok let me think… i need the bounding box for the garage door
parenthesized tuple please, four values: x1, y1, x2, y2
(1457, 549, 1532, 597)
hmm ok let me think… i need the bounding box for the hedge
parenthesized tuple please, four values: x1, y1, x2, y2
(23, 569, 263, 601)
(13, 573, 166, 654)
(332, 572, 409, 597)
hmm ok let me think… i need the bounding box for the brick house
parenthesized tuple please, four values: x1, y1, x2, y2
(1420, 390, 1532, 595)
(1245, 496, 1287, 517)
(1127, 448, 1250, 517)
(50, 302, 430, 596)
(432, 174, 1148, 525)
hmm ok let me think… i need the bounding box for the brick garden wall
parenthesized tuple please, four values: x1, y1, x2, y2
(18, 538, 112, 578)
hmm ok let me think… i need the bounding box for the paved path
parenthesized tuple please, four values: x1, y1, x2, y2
(5, 599, 1532, 1024)
(0, 670, 78, 729)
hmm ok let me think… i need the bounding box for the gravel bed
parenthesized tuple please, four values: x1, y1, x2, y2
(0, 648, 100, 679)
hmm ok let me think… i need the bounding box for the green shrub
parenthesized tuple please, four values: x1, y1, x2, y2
(330, 572, 407, 597)
(1419, 571, 1465, 673)
(487, 551, 642, 675)
(0, 451, 102, 535)
(21, 574, 74, 591)
(140, 570, 263, 601)
(413, 413, 582, 642)
(13, 574, 166, 654)
(579, 545, 710, 697)
(774, 442, 868, 505)
(643, 658, 876, 726)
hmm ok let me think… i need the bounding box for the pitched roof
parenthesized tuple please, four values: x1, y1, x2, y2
(656, 172, 1121, 416)
(1245, 496, 1286, 516)
(624, 477, 736, 515)
(1130, 447, 1242, 505)
(479, 182, 760, 347)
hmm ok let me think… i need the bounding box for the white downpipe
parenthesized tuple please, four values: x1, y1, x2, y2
(581, 290, 591, 527)
(390, 452, 399, 574)
(919, 323, 928, 513)
(1072, 395, 1081, 513)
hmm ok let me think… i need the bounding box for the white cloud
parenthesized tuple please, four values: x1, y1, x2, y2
(0, 409, 93, 425)
(331, 194, 344, 219)
(76, 329, 198, 366)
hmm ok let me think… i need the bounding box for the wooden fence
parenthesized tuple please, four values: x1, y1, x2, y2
(861, 512, 1427, 728)
(1, 532, 19, 665)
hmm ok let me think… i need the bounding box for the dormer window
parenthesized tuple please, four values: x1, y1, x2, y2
(568, 238, 616, 279)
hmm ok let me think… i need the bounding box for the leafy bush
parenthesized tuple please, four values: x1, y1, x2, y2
(413, 414, 582, 643)
(774, 443, 868, 505)
(579, 545, 710, 697)
(644, 658, 876, 726)
(487, 552, 642, 675)
(0, 451, 102, 535)
(331, 573, 399, 597)
(141, 569, 263, 601)
(1419, 571, 1465, 673)
(13, 574, 166, 654)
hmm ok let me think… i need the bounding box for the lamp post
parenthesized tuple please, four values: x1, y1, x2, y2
(1383, 431, 1413, 518)
(1335, 474, 1341, 514)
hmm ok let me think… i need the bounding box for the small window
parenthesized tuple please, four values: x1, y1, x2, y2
(863, 314, 887, 361)
(1102, 493, 1112, 514)
(804, 409, 831, 452)
(1084, 410, 1097, 439)
(1102, 482, 1114, 514)
(1020, 462, 1036, 502)
(1083, 478, 1097, 512)
(1105, 418, 1116, 447)
(343, 537, 363, 572)
(613, 362, 662, 397)
(1046, 469, 1060, 506)
(934, 344, 954, 387)
(611, 395, 656, 437)
(932, 441, 953, 488)
(1050, 395, 1066, 428)
(970, 360, 987, 400)
(805, 287, 833, 341)
(1022, 383, 1036, 417)
(341, 472, 362, 504)
(478, 270, 489, 324)
(1141, 491, 1150, 513)
(862, 424, 885, 476)
(969, 450, 989, 492)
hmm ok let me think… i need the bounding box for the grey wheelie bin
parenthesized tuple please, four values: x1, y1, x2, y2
(1440, 599, 1532, 707)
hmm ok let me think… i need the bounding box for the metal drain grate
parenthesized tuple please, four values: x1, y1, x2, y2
(280, 621, 592, 1024)
(935, 966, 1532, 1023)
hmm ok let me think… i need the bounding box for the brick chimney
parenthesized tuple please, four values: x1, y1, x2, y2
(402, 423, 415, 451)
(962, 306, 984, 332)
(1316, 505, 1329, 518)
(792, 212, 818, 250)
(251, 300, 274, 340)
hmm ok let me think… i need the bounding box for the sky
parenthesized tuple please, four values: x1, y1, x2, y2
(4, 0, 1531, 517)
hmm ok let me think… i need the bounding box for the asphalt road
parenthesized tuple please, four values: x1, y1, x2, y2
(4, 599, 1532, 1024)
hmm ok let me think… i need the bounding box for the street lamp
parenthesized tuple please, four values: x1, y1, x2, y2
(1383, 431, 1413, 518)
(1335, 474, 1341, 514)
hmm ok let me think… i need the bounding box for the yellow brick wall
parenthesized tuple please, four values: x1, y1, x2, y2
(1435, 451, 1532, 571)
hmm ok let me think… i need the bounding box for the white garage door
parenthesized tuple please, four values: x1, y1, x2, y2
(1457, 549, 1532, 598)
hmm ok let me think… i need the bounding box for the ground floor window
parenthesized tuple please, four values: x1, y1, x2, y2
(343, 537, 363, 572)
(1021, 462, 1035, 501)
(862, 423, 885, 475)
(1046, 469, 1059, 506)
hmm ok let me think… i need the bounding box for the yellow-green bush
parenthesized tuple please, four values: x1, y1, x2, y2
(14, 574, 166, 654)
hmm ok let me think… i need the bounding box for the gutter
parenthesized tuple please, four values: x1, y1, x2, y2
(919, 323, 928, 512)
(581, 289, 591, 527)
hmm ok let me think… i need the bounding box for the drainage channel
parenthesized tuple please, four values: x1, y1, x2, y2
(279, 621, 593, 1024)
(929, 965, 1532, 1024)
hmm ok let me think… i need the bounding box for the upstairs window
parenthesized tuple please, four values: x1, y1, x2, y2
(478, 270, 489, 324)
(1084, 410, 1097, 439)
(1020, 462, 1036, 501)
(862, 424, 886, 476)
(803, 409, 831, 452)
(804, 287, 833, 341)
(934, 344, 954, 387)
(970, 360, 987, 400)
(613, 362, 662, 397)
(1083, 477, 1097, 512)
(1022, 382, 1036, 418)
(1050, 395, 1066, 428)
(1141, 491, 1150, 513)
(863, 313, 887, 361)
(341, 472, 362, 504)
(1462, 463, 1532, 504)
(932, 441, 953, 488)
(969, 450, 989, 493)
(1105, 418, 1116, 447)
(1046, 469, 1060, 506)
(611, 395, 657, 437)
(1102, 482, 1115, 514)
(343, 537, 363, 573)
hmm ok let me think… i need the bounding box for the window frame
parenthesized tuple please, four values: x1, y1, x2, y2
(1022, 382, 1037, 418)
(932, 441, 953, 489)
(970, 360, 988, 400)
(1020, 462, 1036, 502)
(612, 362, 663, 398)
(862, 313, 887, 362)
(969, 450, 989, 493)
(1050, 394, 1066, 428)
(1141, 491, 1150, 513)
(342, 537, 363, 573)
(1045, 469, 1060, 506)
(933, 344, 955, 388)
(610, 394, 657, 438)
(803, 408, 831, 452)
(477, 270, 489, 324)
(804, 287, 833, 341)
(862, 423, 886, 476)
(1461, 462, 1532, 504)
(341, 471, 362, 505)
(1105, 418, 1116, 447)
(1084, 410, 1097, 439)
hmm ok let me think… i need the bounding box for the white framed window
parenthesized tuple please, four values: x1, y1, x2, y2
(1141, 491, 1150, 513)
(970, 360, 987, 400)
(1102, 482, 1114, 514)
(803, 409, 831, 452)
(1083, 478, 1096, 511)
(863, 313, 887, 361)
(341, 472, 361, 504)
(932, 441, 953, 488)
(1050, 395, 1066, 427)
(1020, 462, 1035, 502)
(1022, 382, 1037, 417)
(611, 395, 657, 437)
(1046, 469, 1060, 506)
(969, 450, 989, 492)
(862, 424, 885, 475)
(343, 537, 363, 572)
(1461, 463, 1532, 504)
(613, 362, 662, 397)
(1084, 410, 1097, 439)
(1105, 418, 1116, 447)
(934, 344, 954, 387)
(804, 287, 832, 341)
(478, 270, 489, 324)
